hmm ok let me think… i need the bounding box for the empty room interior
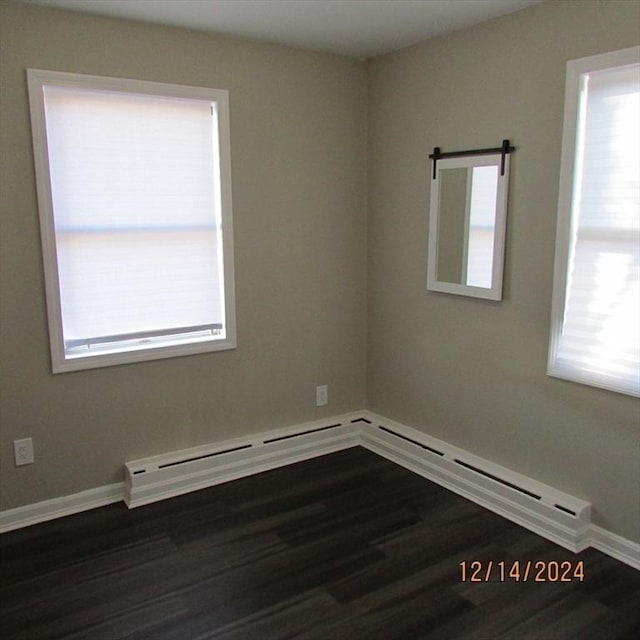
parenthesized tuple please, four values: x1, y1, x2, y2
(1, 0, 639, 638)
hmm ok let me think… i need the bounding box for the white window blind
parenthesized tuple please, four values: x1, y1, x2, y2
(549, 48, 640, 396)
(28, 70, 236, 372)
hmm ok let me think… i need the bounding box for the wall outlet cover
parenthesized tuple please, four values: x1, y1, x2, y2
(14, 438, 34, 466)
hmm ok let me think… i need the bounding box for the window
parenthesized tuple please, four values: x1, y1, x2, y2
(548, 47, 639, 396)
(27, 70, 236, 373)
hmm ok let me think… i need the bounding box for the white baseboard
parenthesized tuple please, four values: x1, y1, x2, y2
(1, 410, 637, 570)
(590, 525, 640, 570)
(0, 482, 125, 534)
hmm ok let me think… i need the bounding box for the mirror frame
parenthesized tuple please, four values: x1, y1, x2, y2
(427, 152, 510, 301)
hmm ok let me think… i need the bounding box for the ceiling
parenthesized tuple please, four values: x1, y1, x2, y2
(20, 0, 545, 59)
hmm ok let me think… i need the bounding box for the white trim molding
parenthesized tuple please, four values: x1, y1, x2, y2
(0, 482, 124, 534)
(590, 525, 640, 569)
(1, 411, 637, 569)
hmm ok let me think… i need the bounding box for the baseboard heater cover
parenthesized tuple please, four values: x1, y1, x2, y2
(7, 411, 640, 567)
(124, 410, 592, 553)
(359, 414, 591, 552)
(124, 414, 359, 508)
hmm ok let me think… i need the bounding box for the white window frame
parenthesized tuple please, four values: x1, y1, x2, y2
(547, 46, 639, 396)
(27, 69, 236, 373)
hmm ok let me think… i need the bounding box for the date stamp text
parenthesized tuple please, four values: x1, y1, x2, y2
(459, 560, 585, 583)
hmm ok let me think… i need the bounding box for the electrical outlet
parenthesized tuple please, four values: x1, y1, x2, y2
(316, 384, 328, 407)
(14, 438, 34, 466)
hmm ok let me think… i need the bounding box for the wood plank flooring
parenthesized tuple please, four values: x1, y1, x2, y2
(1, 447, 639, 639)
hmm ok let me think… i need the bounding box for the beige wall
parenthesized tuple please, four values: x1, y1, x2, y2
(0, 1, 367, 508)
(1, 0, 639, 544)
(367, 0, 640, 541)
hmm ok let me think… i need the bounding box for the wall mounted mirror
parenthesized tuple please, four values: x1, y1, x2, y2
(427, 143, 512, 300)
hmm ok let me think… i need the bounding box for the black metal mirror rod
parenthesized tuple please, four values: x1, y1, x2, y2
(429, 139, 515, 179)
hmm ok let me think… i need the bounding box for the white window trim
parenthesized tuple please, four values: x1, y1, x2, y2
(27, 69, 236, 373)
(547, 46, 639, 396)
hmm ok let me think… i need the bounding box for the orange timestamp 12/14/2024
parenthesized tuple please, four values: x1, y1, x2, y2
(459, 560, 585, 583)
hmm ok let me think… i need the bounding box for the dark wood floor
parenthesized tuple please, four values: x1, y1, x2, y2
(1, 447, 639, 639)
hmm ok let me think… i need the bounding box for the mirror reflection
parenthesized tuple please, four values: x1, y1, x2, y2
(437, 165, 498, 287)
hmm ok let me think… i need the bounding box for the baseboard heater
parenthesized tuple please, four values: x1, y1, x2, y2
(124, 415, 359, 508)
(359, 415, 591, 552)
(124, 411, 591, 552)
